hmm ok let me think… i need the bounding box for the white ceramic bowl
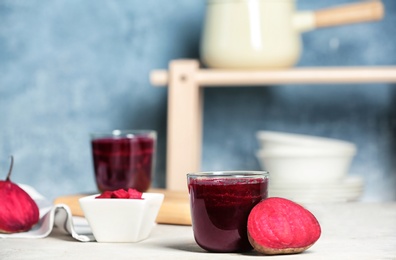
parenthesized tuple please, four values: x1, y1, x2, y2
(79, 192, 164, 243)
(256, 131, 356, 153)
(256, 147, 356, 184)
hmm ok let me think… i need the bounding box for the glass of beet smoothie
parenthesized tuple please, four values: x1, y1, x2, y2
(187, 171, 269, 253)
(91, 130, 156, 193)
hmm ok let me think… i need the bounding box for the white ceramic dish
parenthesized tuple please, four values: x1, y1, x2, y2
(255, 131, 357, 184)
(79, 192, 164, 243)
(269, 175, 364, 191)
(270, 187, 363, 197)
(256, 148, 355, 184)
(268, 176, 364, 203)
(269, 189, 362, 203)
(256, 131, 356, 153)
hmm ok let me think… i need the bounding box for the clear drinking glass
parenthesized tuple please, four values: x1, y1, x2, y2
(91, 130, 156, 192)
(187, 171, 269, 252)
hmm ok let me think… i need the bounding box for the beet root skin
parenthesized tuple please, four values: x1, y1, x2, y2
(0, 156, 40, 234)
(248, 233, 312, 255)
(247, 197, 321, 255)
(0, 181, 40, 233)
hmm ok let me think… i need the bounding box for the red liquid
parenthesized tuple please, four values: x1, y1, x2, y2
(188, 177, 268, 252)
(91, 136, 155, 192)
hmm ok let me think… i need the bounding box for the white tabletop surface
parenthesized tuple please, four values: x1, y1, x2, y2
(1, 202, 395, 260)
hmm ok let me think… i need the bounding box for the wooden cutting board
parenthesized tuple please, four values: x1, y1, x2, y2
(54, 189, 191, 226)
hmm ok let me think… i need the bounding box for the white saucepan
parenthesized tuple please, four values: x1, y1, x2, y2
(201, 0, 384, 69)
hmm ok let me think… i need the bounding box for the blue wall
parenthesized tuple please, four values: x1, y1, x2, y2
(1, 0, 395, 201)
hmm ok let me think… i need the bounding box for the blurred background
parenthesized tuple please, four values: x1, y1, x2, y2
(0, 0, 395, 202)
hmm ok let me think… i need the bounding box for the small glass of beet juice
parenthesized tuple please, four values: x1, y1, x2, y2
(187, 171, 269, 253)
(91, 130, 156, 192)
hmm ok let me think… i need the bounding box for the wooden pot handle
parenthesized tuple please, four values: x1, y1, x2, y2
(315, 0, 384, 28)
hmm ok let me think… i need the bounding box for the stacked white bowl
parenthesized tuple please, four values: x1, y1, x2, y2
(256, 131, 364, 203)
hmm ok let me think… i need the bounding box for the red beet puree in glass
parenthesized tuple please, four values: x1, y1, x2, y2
(188, 176, 268, 252)
(91, 135, 155, 192)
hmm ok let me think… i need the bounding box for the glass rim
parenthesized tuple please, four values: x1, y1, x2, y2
(187, 171, 269, 178)
(90, 129, 156, 139)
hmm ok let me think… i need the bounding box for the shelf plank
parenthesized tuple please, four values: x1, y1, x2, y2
(151, 66, 396, 86)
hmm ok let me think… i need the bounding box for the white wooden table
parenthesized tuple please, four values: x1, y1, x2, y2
(1, 202, 395, 259)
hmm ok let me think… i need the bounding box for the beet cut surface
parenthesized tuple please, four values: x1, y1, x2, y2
(247, 197, 321, 255)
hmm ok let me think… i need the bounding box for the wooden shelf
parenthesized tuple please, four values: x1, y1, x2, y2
(150, 59, 396, 191)
(152, 64, 396, 86)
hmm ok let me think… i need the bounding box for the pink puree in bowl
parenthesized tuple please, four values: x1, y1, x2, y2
(188, 177, 268, 252)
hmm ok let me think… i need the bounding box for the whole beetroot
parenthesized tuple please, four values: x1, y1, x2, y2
(247, 197, 321, 255)
(0, 156, 39, 233)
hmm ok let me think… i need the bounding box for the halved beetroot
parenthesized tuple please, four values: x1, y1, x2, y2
(247, 197, 321, 255)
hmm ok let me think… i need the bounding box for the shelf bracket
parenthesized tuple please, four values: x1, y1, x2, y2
(165, 60, 202, 191)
